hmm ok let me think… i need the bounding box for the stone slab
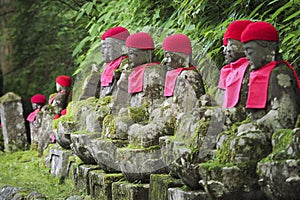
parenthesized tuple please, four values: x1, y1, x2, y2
(112, 182, 149, 200)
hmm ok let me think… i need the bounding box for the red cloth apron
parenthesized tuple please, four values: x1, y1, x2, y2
(101, 56, 127, 86)
(26, 109, 40, 122)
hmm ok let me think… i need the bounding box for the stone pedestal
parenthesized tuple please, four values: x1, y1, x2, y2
(167, 188, 209, 200)
(70, 132, 101, 164)
(117, 147, 168, 183)
(112, 182, 149, 200)
(0, 92, 28, 152)
(89, 170, 123, 200)
(149, 174, 183, 200)
(74, 164, 101, 194)
(88, 138, 128, 172)
(49, 147, 74, 182)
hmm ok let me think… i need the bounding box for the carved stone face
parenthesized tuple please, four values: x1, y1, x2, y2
(101, 38, 124, 63)
(164, 51, 188, 71)
(223, 39, 245, 64)
(243, 41, 274, 70)
(127, 48, 151, 68)
(32, 103, 39, 110)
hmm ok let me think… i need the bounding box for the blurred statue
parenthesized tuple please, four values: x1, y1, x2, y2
(26, 94, 46, 148)
(99, 26, 130, 97)
(217, 20, 252, 108)
(49, 75, 72, 119)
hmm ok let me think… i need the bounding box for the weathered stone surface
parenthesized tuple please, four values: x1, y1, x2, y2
(88, 170, 123, 200)
(71, 98, 102, 133)
(257, 128, 300, 200)
(198, 162, 265, 200)
(0, 186, 46, 200)
(70, 132, 101, 164)
(167, 187, 209, 200)
(117, 147, 168, 183)
(38, 105, 56, 155)
(171, 70, 204, 113)
(112, 182, 149, 200)
(74, 164, 101, 195)
(55, 121, 76, 149)
(88, 138, 128, 172)
(110, 68, 131, 115)
(149, 174, 183, 200)
(0, 92, 28, 152)
(49, 147, 73, 182)
(129, 64, 166, 111)
(29, 110, 43, 149)
(77, 64, 101, 101)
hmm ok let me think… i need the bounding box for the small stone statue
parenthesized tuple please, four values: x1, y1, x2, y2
(240, 21, 300, 133)
(99, 26, 130, 98)
(162, 33, 205, 112)
(26, 94, 47, 148)
(217, 20, 252, 109)
(49, 75, 72, 118)
(126, 32, 165, 110)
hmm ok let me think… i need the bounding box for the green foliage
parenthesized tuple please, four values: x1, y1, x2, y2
(0, 150, 82, 198)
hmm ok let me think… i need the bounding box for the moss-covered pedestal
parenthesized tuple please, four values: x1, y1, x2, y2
(149, 174, 183, 200)
(88, 170, 123, 200)
(70, 132, 101, 164)
(112, 181, 149, 200)
(257, 128, 300, 200)
(117, 145, 168, 183)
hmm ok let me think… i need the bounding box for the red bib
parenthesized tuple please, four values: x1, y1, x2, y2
(164, 66, 196, 97)
(101, 56, 127, 87)
(246, 60, 300, 108)
(218, 64, 231, 89)
(223, 57, 249, 108)
(26, 109, 40, 122)
(128, 62, 160, 94)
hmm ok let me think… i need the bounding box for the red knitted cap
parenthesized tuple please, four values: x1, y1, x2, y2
(56, 75, 72, 87)
(31, 94, 46, 104)
(223, 20, 253, 45)
(162, 34, 192, 55)
(241, 21, 279, 43)
(126, 32, 154, 50)
(101, 26, 130, 41)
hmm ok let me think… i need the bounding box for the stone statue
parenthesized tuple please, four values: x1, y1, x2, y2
(240, 21, 300, 133)
(49, 75, 72, 118)
(196, 21, 300, 200)
(99, 26, 130, 98)
(217, 20, 252, 109)
(26, 94, 46, 148)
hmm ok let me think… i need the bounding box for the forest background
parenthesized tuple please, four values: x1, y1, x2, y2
(1, 0, 300, 115)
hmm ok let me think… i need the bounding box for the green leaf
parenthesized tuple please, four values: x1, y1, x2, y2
(72, 37, 91, 57)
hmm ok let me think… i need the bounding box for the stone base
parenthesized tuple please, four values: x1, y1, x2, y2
(117, 147, 168, 183)
(49, 147, 73, 182)
(149, 174, 183, 200)
(112, 182, 149, 200)
(89, 170, 123, 200)
(74, 164, 101, 195)
(167, 188, 209, 200)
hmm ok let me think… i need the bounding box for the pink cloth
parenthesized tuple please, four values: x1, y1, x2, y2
(246, 61, 277, 108)
(100, 56, 127, 86)
(26, 109, 40, 122)
(246, 60, 300, 108)
(164, 66, 196, 97)
(218, 64, 231, 89)
(128, 62, 161, 94)
(223, 57, 249, 108)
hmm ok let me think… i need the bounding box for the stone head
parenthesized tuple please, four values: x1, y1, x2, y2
(223, 20, 252, 64)
(30, 94, 46, 110)
(126, 32, 154, 68)
(241, 21, 279, 70)
(162, 33, 192, 70)
(56, 75, 72, 92)
(101, 26, 130, 63)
